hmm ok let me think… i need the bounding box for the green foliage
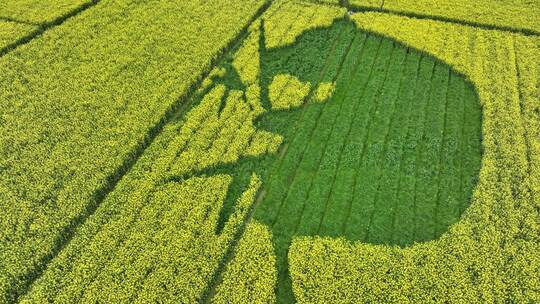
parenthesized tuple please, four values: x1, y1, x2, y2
(2, 0, 539, 303)
(351, 0, 540, 34)
(213, 221, 277, 304)
(0, 20, 35, 49)
(0, 0, 267, 301)
(0, 0, 91, 24)
(244, 18, 480, 302)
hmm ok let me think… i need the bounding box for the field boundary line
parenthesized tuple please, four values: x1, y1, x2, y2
(13, 1, 274, 301)
(0, 16, 39, 26)
(0, 0, 101, 57)
(346, 5, 540, 37)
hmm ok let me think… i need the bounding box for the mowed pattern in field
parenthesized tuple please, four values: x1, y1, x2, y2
(205, 17, 483, 302)
(4, 0, 521, 302)
(255, 29, 483, 245)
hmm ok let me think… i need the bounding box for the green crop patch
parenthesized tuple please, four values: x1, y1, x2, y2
(3, 0, 538, 303)
(184, 16, 482, 302)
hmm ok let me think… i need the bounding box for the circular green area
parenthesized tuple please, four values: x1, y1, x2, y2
(210, 18, 482, 303)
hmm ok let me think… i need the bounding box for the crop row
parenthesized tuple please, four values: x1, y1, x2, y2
(16, 1, 346, 302)
(350, 0, 540, 34)
(289, 12, 540, 303)
(19, 78, 267, 302)
(0, 0, 268, 301)
(0, 0, 97, 52)
(0, 0, 91, 24)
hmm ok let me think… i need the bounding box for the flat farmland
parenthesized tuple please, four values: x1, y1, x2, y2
(0, 0, 538, 303)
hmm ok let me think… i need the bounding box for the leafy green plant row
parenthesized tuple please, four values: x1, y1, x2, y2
(289, 12, 540, 303)
(0, 0, 269, 302)
(350, 0, 540, 35)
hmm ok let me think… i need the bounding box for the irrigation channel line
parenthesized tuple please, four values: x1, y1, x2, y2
(334, 37, 391, 238)
(512, 35, 537, 210)
(270, 30, 362, 230)
(0, 0, 101, 57)
(338, 36, 383, 235)
(457, 29, 481, 218)
(341, 33, 383, 235)
(199, 6, 327, 303)
(458, 74, 467, 218)
(283, 31, 364, 232)
(313, 33, 379, 235)
(13, 1, 275, 302)
(0, 16, 39, 26)
(387, 52, 423, 244)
